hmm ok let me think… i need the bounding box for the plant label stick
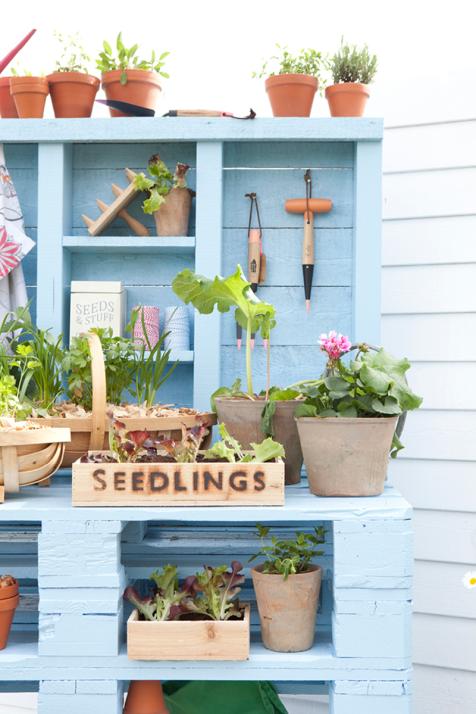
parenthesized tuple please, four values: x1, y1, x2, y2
(285, 170, 332, 312)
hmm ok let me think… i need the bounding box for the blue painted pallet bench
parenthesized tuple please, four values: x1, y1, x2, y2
(0, 118, 412, 712)
(0, 482, 412, 713)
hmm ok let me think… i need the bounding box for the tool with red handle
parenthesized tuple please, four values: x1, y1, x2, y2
(236, 193, 265, 349)
(0, 29, 36, 74)
(285, 170, 332, 312)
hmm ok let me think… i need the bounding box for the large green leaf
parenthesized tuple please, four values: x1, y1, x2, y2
(172, 266, 276, 338)
(359, 362, 392, 395)
(360, 349, 423, 411)
(251, 437, 285, 462)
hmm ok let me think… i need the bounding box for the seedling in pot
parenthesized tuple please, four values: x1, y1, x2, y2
(96, 33, 169, 84)
(134, 155, 190, 215)
(250, 524, 325, 580)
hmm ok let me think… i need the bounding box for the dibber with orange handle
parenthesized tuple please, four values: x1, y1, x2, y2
(285, 170, 332, 311)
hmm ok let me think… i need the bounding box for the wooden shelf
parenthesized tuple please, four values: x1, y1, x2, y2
(63, 236, 195, 254)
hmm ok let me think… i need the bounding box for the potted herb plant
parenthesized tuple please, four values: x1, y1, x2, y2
(254, 45, 328, 117)
(47, 32, 100, 118)
(294, 332, 423, 496)
(124, 562, 249, 660)
(250, 525, 325, 652)
(73, 421, 284, 506)
(326, 40, 377, 117)
(134, 154, 194, 236)
(172, 266, 305, 485)
(9, 69, 49, 119)
(0, 575, 19, 650)
(96, 33, 169, 117)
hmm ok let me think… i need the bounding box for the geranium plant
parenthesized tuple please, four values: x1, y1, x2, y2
(96, 33, 169, 84)
(292, 331, 423, 455)
(250, 524, 325, 580)
(134, 155, 190, 215)
(124, 561, 245, 622)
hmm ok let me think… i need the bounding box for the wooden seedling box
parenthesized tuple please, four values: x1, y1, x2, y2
(72, 456, 284, 506)
(127, 604, 250, 660)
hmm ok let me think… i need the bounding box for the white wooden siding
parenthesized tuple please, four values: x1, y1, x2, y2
(384, 118, 476, 714)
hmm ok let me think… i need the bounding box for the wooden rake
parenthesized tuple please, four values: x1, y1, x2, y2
(81, 168, 149, 237)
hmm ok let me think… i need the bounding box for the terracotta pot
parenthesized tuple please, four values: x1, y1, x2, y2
(47, 72, 100, 118)
(124, 680, 169, 714)
(154, 187, 192, 236)
(0, 78, 18, 118)
(296, 415, 398, 496)
(0, 578, 19, 650)
(101, 69, 161, 117)
(251, 564, 321, 652)
(215, 397, 303, 485)
(325, 82, 370, 117)
(265, 74, 318, 117)
(10, 77, 49, 119)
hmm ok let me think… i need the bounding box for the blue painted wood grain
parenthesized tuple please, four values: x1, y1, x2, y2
(224, 141, 354, 168)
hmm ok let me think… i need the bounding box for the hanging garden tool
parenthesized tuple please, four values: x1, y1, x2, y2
(236, 193, 265, 349)
(285, 170, 332, 312)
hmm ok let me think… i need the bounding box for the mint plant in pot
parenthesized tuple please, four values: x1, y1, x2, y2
(294, 332, 423, 496)
(97, 33, 169, 117)
(325, 40, 377, 117)
(172, 266, 305, 484)
(254, 45, 328, 117)
(47, 32, 100, 118)
(250, 525, 325, 652)
(134, 154, 193, 236)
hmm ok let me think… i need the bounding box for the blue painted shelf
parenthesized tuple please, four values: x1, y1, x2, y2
(63, 236, 195, 254)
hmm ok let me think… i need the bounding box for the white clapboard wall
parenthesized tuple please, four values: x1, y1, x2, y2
(384, 117, 476, 714)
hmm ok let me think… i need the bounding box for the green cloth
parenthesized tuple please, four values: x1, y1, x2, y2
(163, 681, 288, 714)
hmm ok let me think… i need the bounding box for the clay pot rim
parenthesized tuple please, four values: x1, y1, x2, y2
(0, 594, 19, 611)
(47, 72, 100, 86)
(0, 77, 14, 86)
(265, 73, 318, 88)
(252, 563, 321, 578)
(325, 82, 369, 97)
(9, 76, 48, 83)
(101, 68, 162, 86)
(214, 396, 304, 403)
(0, 579, 18, 600)
(296, 415, 399, 424)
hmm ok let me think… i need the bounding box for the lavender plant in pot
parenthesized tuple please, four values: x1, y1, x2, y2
(294, 332, 423, 497)
(250, 525, 326, 652)
(325, 40, 377, 117)
(172, 266, 305, 484)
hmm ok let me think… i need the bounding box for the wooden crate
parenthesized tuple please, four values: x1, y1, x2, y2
(72, 456, 284, 506)
(127, 604, 250, 660)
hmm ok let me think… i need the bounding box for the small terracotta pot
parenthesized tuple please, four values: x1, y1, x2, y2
(154, 187, 192, 236)
(47, 72, 100, 118)
(215, 397, 303, 485)
(265, 74, 318, 117)
(101, 69, 161, 117)
(10, 77, 49, 119)
(252, 564, 321, 652)
(0, 578, 19, 650)
(325, 82, 370, 117)
(0, 78, 18, 118)
(124, 680, 169, 714)
(296, 415, 398, 496)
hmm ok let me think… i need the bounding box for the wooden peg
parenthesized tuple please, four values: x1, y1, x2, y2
(111, 184, 150, 236)
(96, 198, 110, 212)
(81, 214, 94, 228)
(125, 167, 137, 183)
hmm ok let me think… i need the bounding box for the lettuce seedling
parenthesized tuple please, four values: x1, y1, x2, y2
(184, 561, 245, 621)
(203, 423, 285, 463)
(124, 565, 190, 622)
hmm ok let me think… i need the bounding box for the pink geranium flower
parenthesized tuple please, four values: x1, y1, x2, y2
(319, 331, 352, 360)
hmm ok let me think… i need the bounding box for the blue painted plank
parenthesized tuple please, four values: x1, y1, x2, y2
(3, 143, 38, 169)
(193, 141, 223, 411)
(70, 250, 194, 284)
(0, 117, 384, 143)
(224, 141, 353, 168)
(63, 236, 195, 254)
(352, 140, 382, 344)
(73, 142, 196, 169)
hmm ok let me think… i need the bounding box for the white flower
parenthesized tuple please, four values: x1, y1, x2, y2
(462, 571, 476, 589)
